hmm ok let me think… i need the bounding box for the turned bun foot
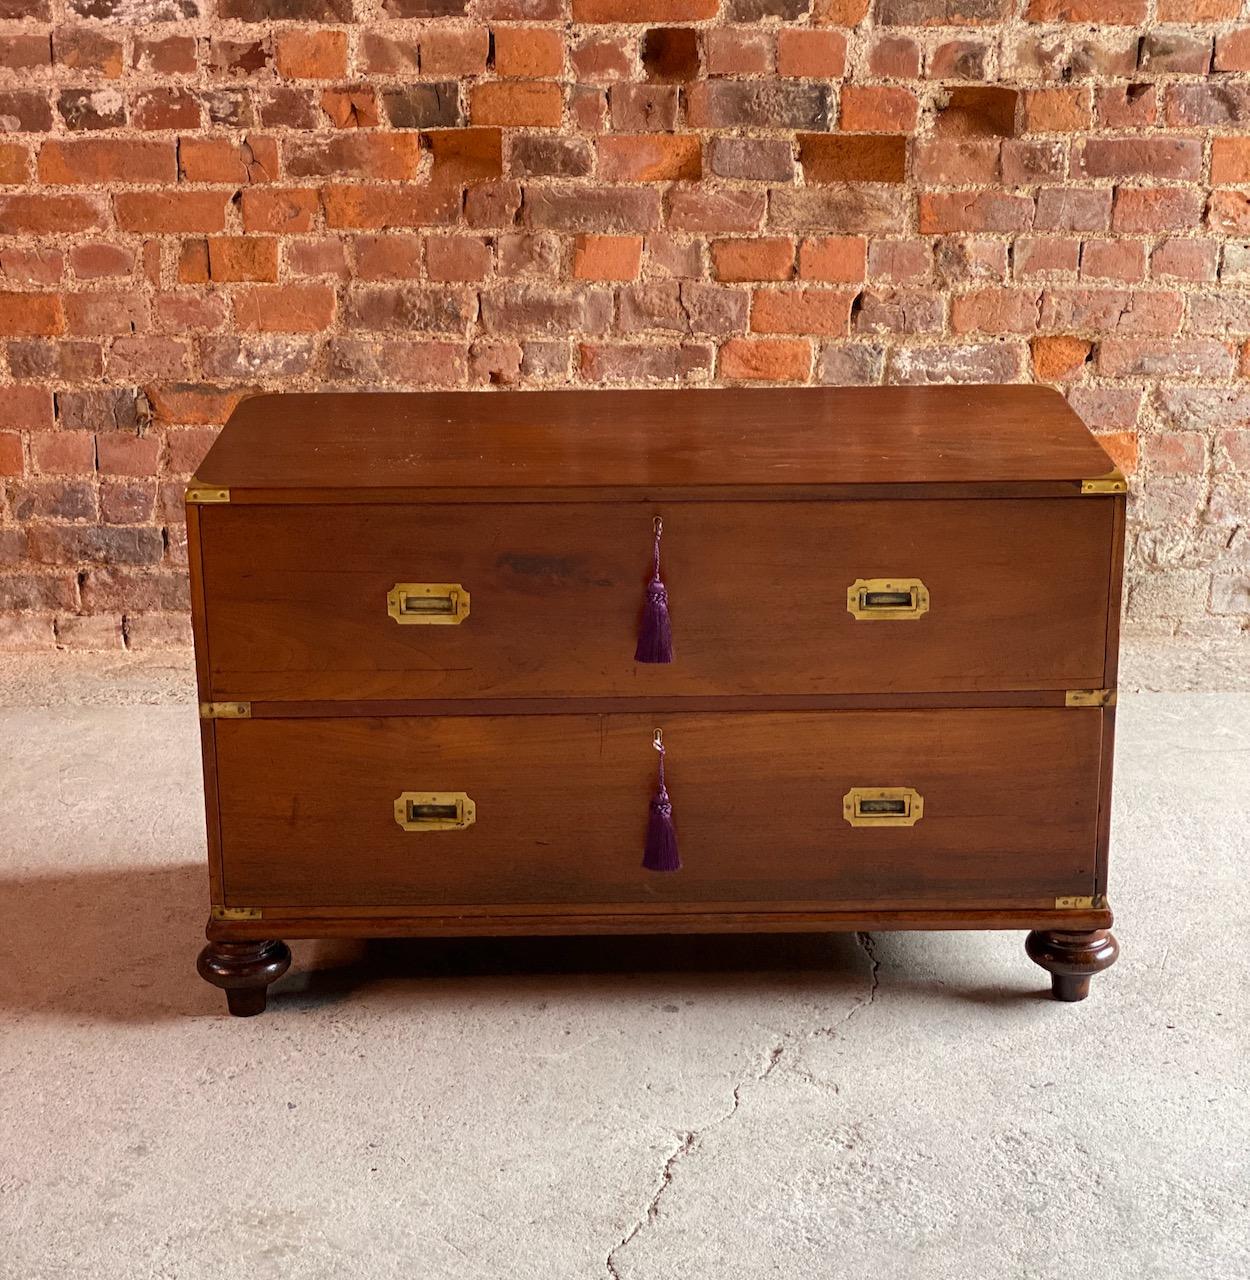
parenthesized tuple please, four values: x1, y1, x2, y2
(198, 939, 292, 1017)
(1025, 928, 1118, 1002)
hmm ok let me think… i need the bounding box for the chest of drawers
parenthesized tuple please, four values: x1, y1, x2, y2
(189, 386, 1124, 1016)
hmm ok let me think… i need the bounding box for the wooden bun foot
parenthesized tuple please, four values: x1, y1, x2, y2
(1025, 928, 1118, 1002)
(198, 939, 292, 1017)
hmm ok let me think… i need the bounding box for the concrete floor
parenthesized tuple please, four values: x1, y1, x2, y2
(0, 659, 1247, 1279)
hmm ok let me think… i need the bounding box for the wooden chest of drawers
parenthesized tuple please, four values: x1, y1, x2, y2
(189, 386, 1124, 1016)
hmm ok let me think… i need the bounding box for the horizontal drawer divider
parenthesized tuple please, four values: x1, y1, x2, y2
(223, 690, 1105, 718)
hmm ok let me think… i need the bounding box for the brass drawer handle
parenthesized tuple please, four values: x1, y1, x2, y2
(387, 582, 470, 625)
(846, 578, 929, 621)
(394, 791, 476, 831)
(843, 787, 924, 827)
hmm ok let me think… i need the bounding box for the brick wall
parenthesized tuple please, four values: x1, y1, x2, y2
(1, 0, 1248, 654)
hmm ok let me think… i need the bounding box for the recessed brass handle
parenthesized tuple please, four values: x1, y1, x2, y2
(846, 578, 929, 621)
(387, 582, 470, 625)
(843, 787, 924, 827)
(394, 791, 476, 831)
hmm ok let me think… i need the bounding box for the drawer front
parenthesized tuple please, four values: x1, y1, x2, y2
(214, 710, 1102, 909)
(198, 500, 1113, 701)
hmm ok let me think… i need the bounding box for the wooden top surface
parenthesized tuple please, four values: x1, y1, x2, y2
(196, 385, 1114, 498)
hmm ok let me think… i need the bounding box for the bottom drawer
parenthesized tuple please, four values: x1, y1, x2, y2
(212, 710, 1103, 911)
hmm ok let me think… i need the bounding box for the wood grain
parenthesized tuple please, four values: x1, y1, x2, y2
(214, 709, 1103, 910)
(200, 499, 1113, 701)
(195, 386, 1116, 498)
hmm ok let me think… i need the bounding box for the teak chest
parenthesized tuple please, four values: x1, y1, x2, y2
(189, 386, 1125, 1015)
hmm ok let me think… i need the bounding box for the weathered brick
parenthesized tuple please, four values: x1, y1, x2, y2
(1074, 138, 1202, 182)
(321, 185, 461, 230)
(0, 294, 64, 337)
(913, 140, 1000, 185)
(719, 337, 811, 382)
(234, 284, 336, 332)
(481, 284, 612, 336)
(889, 341, 1023, 384)
(345, 286, 475, 334)
(573, 235, 644, 281)
(640, 28, 699, 83)
(0, 195, 107, 235)
(578, 342, 711, 384)
(879, 0, 1010, 19)
(917, 192, 1033, 234)
(711, 238, 795, 283)
(668, 189, 767, 234)
(855, 288, 943, 334)
(685, 82, 831, 131)
(496, 28, 566, 78)
(708, 137, 794, 183)
(598, 135, 701, 182)
(285, 134, 422, 180)
(1211, 138, 1250, 187)
(382, 85, 462, 130)
(805, 236, 869, 283)
(772, 187, 907, 234)
(1097, 338, 1236, 379)
(426, 236, 491, 283)
(511, 135, 593, 179)
(800, 135, 907, 183)
(523, 186, 661, 233)
(353, 234, 428, 282)
(240, 187, 318, 233)
(1112, 188, 1204, 234)
(572, 0, 717, 17)
(115, 191, 230, 234)
(777, 29, 846, 79)
(705, 29, 772, 76)
(1166, 83, 1250, 127)
(39, 140, 176, 186)
(421, 26, 490, 75)
(840, 87, 919, 134)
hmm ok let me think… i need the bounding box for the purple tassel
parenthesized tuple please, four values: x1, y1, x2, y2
(635, 515, 673, 664)
(643, 729, 681, 873)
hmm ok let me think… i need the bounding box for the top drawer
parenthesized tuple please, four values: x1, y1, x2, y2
(196, 499, 1114, 702)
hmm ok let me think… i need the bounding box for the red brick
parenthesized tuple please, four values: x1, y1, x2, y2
(839, 86, 918, 134)
(578, 341, 711, 384)
(571, 36, 634, 82)
(426, 129, 505, 184)
(705, 29, 771, 77)
(31, 433, 94, 475)
(813, 0, 870, 19)
(422, 26, 490, 74)
(1074, 138, 1202, 182)
(70, 243, 134, 281)
(240, 188, 318, 233)
(116, 191, 229, 234)
(0, 34, 52, 71)
(1208, 191, 1250, 235)
(1, 247, 63, 286)
(711, 238, 795, 283)
(426, 236, 491, 282)
(869, 36, 920, 78)
(1023, 87, 1090, 132)
(472, 82, 563, 127)
(133, 88, 201, 131)
(178, 136, 279, 184)
(800, 236, 867, 283)
(285, 134, 422, 180)
(951, 288, 1040, 335)
(918, 192, 1033, 234)
(97, 434, 162, 477)
(640, 27, 699, 83)
(1112, 188, 1204, 234)
(777, 30, 847, 79)
(800, 135, 907, 183)
(1095, 85, 1156, 130)
(274, 30, 347, 80)
(64, 290, 149, 336)
(1211, 138, 1250, 186)
(321, 185, 461, 230)
(1151, 239, 1219, 284)
(148, 385, 247, 427)
(572, 0, 717, 17)
(38, 139, 176, 186)
(495, 28, 565, 78)
(1215, 29, 1250, 73)
(913, 140, 1000, 185)
(0, 293, 64, 337)
(1097, 338, 1236, 378)
(0, 433, 23, 476)
(610, 84, 678, 131)
(598, 135, 701, 182)
(320, 87, 380, 129)
(1031, 335, 1091, 381)
(4, 386, 57, 430)
(286, 238, 349, 279)
(1081, 240, 1145, 283)
(233, 285, 337, 333)
(209, 237, 280, 283)
(574, 234, 644, 281)
(667, 189, 765, 234)
(1026, 0, 1145, 19)
(0, 194, 106, 235)
(134, 35, 197, 75)
(1094, 431, 1138, 474)
(751, 289, 853, 336)
(718, 337, 811, 382)
(361, 32, 419, 75)
(0, 143, 28, 185)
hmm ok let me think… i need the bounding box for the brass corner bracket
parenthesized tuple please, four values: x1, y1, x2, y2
(186, 479, 230, 504)
(200, 701, 251, 719)
(1080, 471, 1127, 495)
(1065, 689, 1117, 708)
(211, 905, 262, 921)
